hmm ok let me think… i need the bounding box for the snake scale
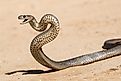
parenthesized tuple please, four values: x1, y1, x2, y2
(18, 14, 121, 70)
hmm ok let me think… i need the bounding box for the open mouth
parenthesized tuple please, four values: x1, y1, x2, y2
(23, 19, 28, 23)
(19, 18, 28, 24)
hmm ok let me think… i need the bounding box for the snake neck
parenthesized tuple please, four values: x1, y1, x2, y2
(29, 14, 61, 69)
(29, 16, 47, 32)
(30, 14, 60, 47)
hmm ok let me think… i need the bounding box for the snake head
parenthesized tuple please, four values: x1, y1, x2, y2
(18, 15, 34, 24)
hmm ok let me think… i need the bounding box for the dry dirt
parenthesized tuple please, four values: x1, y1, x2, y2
(1, 0, 121, 81)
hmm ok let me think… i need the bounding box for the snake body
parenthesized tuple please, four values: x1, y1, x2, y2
(18, 14, 121, 70)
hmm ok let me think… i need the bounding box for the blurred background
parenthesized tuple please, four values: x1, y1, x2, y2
(0, 0, 121, 81)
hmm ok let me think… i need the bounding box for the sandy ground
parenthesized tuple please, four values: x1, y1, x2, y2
(1, 0, 121, 81)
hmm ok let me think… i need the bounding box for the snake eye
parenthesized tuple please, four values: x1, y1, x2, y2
(23, 15, 26, 18)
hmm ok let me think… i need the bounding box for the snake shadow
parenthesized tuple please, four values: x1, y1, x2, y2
(5, 69, 57, 75)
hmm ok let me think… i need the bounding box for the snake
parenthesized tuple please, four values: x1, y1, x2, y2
(18, 14, 121, 70)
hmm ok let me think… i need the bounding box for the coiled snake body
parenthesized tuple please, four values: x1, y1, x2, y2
(18, 14, 121, 70)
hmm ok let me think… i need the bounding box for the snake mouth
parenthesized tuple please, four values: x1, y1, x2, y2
(22, 19, 29, 24)
(18, 19, 29, 24)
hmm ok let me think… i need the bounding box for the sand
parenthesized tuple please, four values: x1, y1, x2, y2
(1, 0, 121, 81)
